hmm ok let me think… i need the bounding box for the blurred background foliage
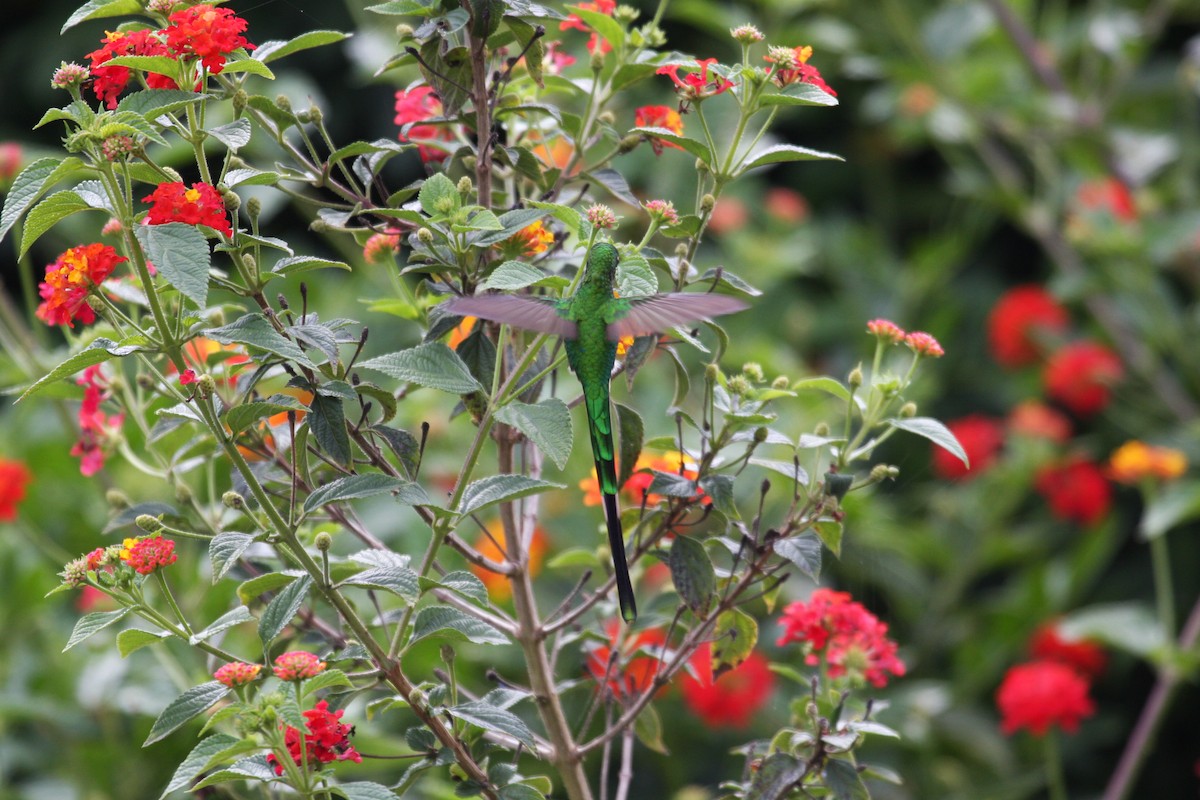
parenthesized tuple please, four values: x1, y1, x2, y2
(2, 0, 1200, 798)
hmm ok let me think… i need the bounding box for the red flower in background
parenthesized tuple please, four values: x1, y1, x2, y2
(36, 243, 126, 328)
(765, 188, 808, 223)
(586, 622, 668, 698)
(1043, 341, 1122, 416)
(1035, 457, 1111, 526)
(932, 415, 1004, 481)
(1007, 401, 1072, 443)
(1076, 177, 1136, 223)
(560, 0, 615, 54)
(634, 105, 684, 155)
(706, 197, 749, 235)
(1030, 623, 1106, 680)
(163, 4, 254, 73)
(777, 589, 906, 688)
(143, 181, 232, 236)
(996, 660, 1095, 736)
(73, 364, 124, 476)
(86, 29, 178, 109)
(267, 700, 361, 775)
(394, 86, 453, 163)
(680, 646, 775, 728)
(0, 458, 32, 521)
(987, 285, 1069, 368)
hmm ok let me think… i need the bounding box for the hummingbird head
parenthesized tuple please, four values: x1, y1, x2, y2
(584, 242, 619, 287)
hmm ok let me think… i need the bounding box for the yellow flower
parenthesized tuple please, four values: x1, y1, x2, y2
(1107, 441, 1187, 483)
(119, 537, 137, 561)
(507, 221, 554, 257)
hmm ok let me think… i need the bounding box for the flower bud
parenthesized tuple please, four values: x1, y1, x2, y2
(900, 402, 917, 418)
(207, 308, 225, 327)
(742, 362, 764, 382)
(241, 253, 256, 272)
(197, 373, 217, 398)
(701, 194, 716, 213)
(705, 363, 721, 382)
(418, 227, 434, 244)
(136, 514, 164, 532)
(222, 190, 240, 213)
(246, 196, 262, 220)
(848, 365, 863, 388)
(51, 62, 90, 90)
(456, 176, 473, 195)
(106, 489, 131, 509)
(308, 105, 323, 124)
(295, 110, 312, 124)
(728, 374, 751, 396)
(232, 88, 248, 115)
(396, 23, 414, 39)
(730, 24, 764, 44)
(590, 48, 605, 72)
(136, 374, 156, 390)
(598, 110, 616, 126)
(614, 4, 638, 23)
(275, 94, 293, 113)
(772, 375, 789, 390)
(754, 426, 768, 443)
(813, 421, 830, 437)
(175, 484, 193, 504)
(869, 463, 893, 482)
(618, 134, 642, 154)
(315, 532, 333, 551)
(222, 490, 246, 509)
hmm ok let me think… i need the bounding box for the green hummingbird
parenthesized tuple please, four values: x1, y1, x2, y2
(443, 242, 748, 621)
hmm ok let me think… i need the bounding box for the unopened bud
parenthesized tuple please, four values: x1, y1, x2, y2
(705, 363, 721, 382)
(136, 514, 164, 532)
(813, 421, 830, 437)
(197, 373, 217, 398)
(456, 176, 473, 195)
(728, 374, 751, 396)
(617, 134, 641, 154)
(315, 532, 333, 551)
(106, 489, 130, 509)
(275, 94, 293, 113)
(242, 253, 256, 272)
(614, 4, 639, 23)
(754, 426, 768, 443)
(232, 88, 248, 115)
(222, 490, 246, 509)
(246, 196, 262, 220)
(869, 464, 892, 482)
(175, 484, 193, 504)
(417, 227, 434, 244)
(742, 362, 764, 382)
(308, 105, 323, 124)
(396, 23, 414, 39)
(207, 308, 225, 327)
(295, 110, 312, 124)
(772, 375, 789, 390)
(222, 190, 240, 213)
(900, 402, 917, 418)
(848, 365, 863, 388)
(136, 374, 156, 390)
(701, 193, 716, 213)
(598, 110, 616, 125)
(590, 48, 605, 71)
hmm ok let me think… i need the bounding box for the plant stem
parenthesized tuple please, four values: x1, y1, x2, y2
(1043, 731, 1067, 800)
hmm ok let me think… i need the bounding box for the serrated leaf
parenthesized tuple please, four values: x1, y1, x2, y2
(699, 474, 739, 519)
(712, 607, 757, 674)
(19, 336, 151, 401)
(887, 416, 967, 467)
(255, 30, 351, 63)
(224, 398, 307, 435)
(750, 458, 809, 487)
(418, 172, 460, 217)
(742, 144, 843, 172)
(338, 566, 420, 603)
(773, 534, 822, 581)
(410, 606, 510, 646)
(144, 681, 230, 746)
(446, 701, 537, 750)
(334, 781, 403, 800)
(458, 474, 565, 516)
(237, 572, 299, 604)
(116, 88, 205, 118)
(614, 403, 643, 490)
(495, 399, 573, 470)
(309, 393, 351, 464)
(64, 608, 130, 651)
(272, 255, 351, 276)
(746, 752, 806, 800)
(20, 191, 92, 258)
(825, 758, 869, 800)
(615, 251, 657, 297)
(117, 628, 169, 657)
(360, 342, 483, 394)
(304, 474, 427, 513)
(646, 470, 697, 499)
(569, 5, 625, 51)
(669, 535, 715, 614)
(207, 119, 252, 150)
(499, 785, 546, 800)
(479, 260, 567, 291)
(102, 55, 179, 78)
(628, 127, 712, 164)
(136, 223, 212, 308)
(422, 570, 490, 605)
(1, 156, 86, 243)
(209, 532, 256, 582)
(792, 376, 851, 401)
(224, 167, 281, 187)
(585, 168, 640, 207)
(258, 574, 313, 646)
(814, 519, 843, 557)
(62, 0, 143, 32)
(301, 668, 352, 697)
(221, 57, 275, 79)
(190, 606, 254, 645)
(204, 313, 315, 368)
(161, 733, 241, 797)
(760, 82, 839, 107)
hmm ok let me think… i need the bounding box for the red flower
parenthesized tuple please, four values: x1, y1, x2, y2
(680, 646, 775, 729)
(1030, 623, 1106, 680)
(765, 188, 808, 223)
(634, 105, 684, 155)
(215, 661, 262, 687)
(178, 368, 197, 386)
(143, 181, 232, 236)
(932, 415, 1004, 481)
(0, 141, 21, 186)
(73, 364, 124, 476)
(904, 331, 944, 358)
(1043, 341, 1122, 416)
(86, 29, 178, 109)
(987, 285, 1069, 368)
(273, 651, 327, 681)
(586, 622, 668, 698)
(1007, 401, 1072, 443)
(363, 232, 401, 264)
(394, 86, 453, 163)
(706, 197, 748, 235)
(35, 243, 127, 328)
(163, 4, 254, 74)
(1076, 178, 1136, 223)
(766, 45, 837, 96)
(85, 547, 108, 572)
(1035, 457, 1111, 526)
(866, 319, 905, 343)
(123, 535, 177, 574)
(777, 589, 906, 688)
(560, 0, 616, 55)
(0, 458, 32, 521)
(657, 58, 733, 99)
(268, 700, 362, 775)
(996, 660, 1095, 736)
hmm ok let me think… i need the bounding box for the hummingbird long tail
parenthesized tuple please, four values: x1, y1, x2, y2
(602, 489, 637, 622)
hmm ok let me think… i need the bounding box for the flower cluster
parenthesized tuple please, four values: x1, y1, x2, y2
(932, 415, 1004, 481)
(679, 645, 775, 728)
(1034, 457, 1112, 526)
(1029, 622, 1106, 679)
(73, 365, 125, 476)
(765, 45, 837, 96)
(363, 232, 402, 264)
(121, 535, 178, 574)
(267, 700, 362, 775)
(776, 588, 906, 688)
(0, 459, 31, 522)
(1043, 341, 1122, 417)
(634, 105, 684, 155)
(586, 622, 668, 698)
(143, 181, 232, 236)
(657, 58, 734, 102)
(394, 85, 454, 163)
(1106, 440, 1187, 484)
(35, 243, 126, 328)
(273, 651, 326, 681)
(86, 29, 178, 109)
(996, 660, 1095, 736)
(986, 285, 1069, 368)
(214, 661, 262, 688)
(506, 220, 554, 257)
(559, 0, 615, 55)
(580, 451, 706, 508)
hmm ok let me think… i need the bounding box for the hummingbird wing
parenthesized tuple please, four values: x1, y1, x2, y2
(441, 295, 578, 338)
(605, 293, 749, 341)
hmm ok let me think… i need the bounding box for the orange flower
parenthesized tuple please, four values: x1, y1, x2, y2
(585, 621, 668, 698)
(507, 220, 554, 257)
(1107, 441, 1187, 484)
(529, 133, 575, 172)
(172, 337, 251, 384)
(448, 316, 477, 350)
(469, 519, 548, 601)
(1007, 401, 1072, 443)
(580, 450, 704, 507)
(634, 105, 684, 155)
(35, 243, 126, 328)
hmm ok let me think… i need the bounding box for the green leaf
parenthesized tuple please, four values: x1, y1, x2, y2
(792, 376, 851, 402)
(19, 336, 151, 401)
(773, 534, 821, 581)
(368, 0, 439, 13)
(417, 40, 472, 115)
(338, 567, 420, 603)
(189, 606, 254, 645)
(1141, 480, 1200, 540)
(446, 701, 538, 750)
(410, 606, 510, 646)
(814, 519, 843, 557)
(614, 403, 643, 490)
(825, 758, 870, 800)
(479, 260, 568, 291)
(633, 702, 668, 754)
(117, 628, 169, 657)
(255, 30, 351, 63)
(308, 393, 351, 464)
(220, 58, 275, 79)
(304, 474, 426, 513)
(628, 127, 712, 164)
(1, 156, 86, 244)
(418, 172, 460, 217)
(1059, 602, 1164, 657)
(20, 190, 93, 258)
(886, 417, 967, 467)
(103, 54, 180, 79)
(116, 89, 206, 118)
(237, 572, 300, 604)
(271, 255, 352, 277)
(760, 82, 839, 108)
(524, 200, 582, 238)
(209, 532, 255, 582)
(458, 474, 565, 517)
(499, 786, 547, 800)
(699, 474, 739, 519)
(207, 119, 252, 150)
(569, 5, 625, 51)
(360, 343, 484, 394)
(160, 733, 241, 797)
(646, 471, 697, 499)
(62, 0, 143, 32)
(742, 144, 844, 172)
(144, 681, 230, 746)
(495, 399, 573, 470)
(224, 167, 281, 187)
(421, 570, 490, 606)
(750, 458, 809, 487)
(746, 753, 806, 800)
(258, 574, 313, 647)
(224, 398, 307, 435)
(333, 781, 403, 800)
(204, 313, 315, 368)
(136, 223, 212, 308)
(64, 608, 130, 651)
(584, 168, 640, 207)
(712, 607, 757, 674)
(669, 536, 715, 614)
(301, 668, 353, 698)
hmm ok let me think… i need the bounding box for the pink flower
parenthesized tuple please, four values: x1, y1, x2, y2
(394, 86, 453, 163)
(215, 661, 262, 687)
(904, 331, 944, 357)
(777, 589, 906, 688)
(272, 651, 326, 681)
(866, 319, 905, 344)
(657, 58, 733, 100)
(123, 535, 178, 574)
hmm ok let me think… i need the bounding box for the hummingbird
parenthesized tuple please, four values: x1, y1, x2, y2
(443, 242, 748, 621)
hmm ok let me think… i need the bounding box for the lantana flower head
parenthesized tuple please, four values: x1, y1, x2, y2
(996, 660, 1095, 736)
(267, 700, 361, 775)
(657, 58, 734, 101)
(273, 651, 327, 681)
(507, 220, 554, 257)
(122, 534, 178, 574)
(1034, 457, 1111, 526)
(0, 458, 32, 522)
(765, 45, 837, 96)
(36, 243, 126, 328)
(363, 232, 402, 264)
(932, 415, 1004, 481)
(643, 199, 679, 226)
(215, 661, 262, 688)
(680, 645, 774, 728)
(987, 285, 1069, 368)
(143, 181, 232, 236)
(163, 4, 254, 74)
(73, 364, 125, 475)
(1029, 623, 1106, 680)
(51, 62, 90, 91)
(1042, 341, 1122, 416)
(904, 331, 944, 358)
(730, 24, 764, 44)
(777, 588, 906, 688)
(1107, 440, 1187, 484)
(395, 85, 454, 163)
(86, 29, 178, 109)
(866, 318, 905, 344)
(634, 105, 684, 155)
(585, 204, 619, 229)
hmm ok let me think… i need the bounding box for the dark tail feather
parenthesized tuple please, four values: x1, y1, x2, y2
(603, 491, 637, 622)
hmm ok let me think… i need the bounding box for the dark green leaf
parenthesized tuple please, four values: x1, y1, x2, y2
(455, 326, 495, 393)
(117, 89, 206, 118)
(410, 606, 510, 646)
(204, 313, 315, 368)
(255, 31, 351, 63)
(622, 334, 658, 389)
(258, 574, 313, 647)
(20, 191, 93, 258)
(372, 425, 421, 478)
(669, 536, 715, 614)
(614, 402, 643, 490)
(760, 82, 839, 107)
(421, 570, 490, 606)
(309, 393, 351, 464)
(19, 336, 151, 402)
(301, 669, 353, 697)
(495, 399, 573, 470)
(418, 40, 472, 115)
(446, 701, 538, 750)
(62, 0, 143, 32)
(742, 144, 843, 172)
(774, 534, 822, 581)
(333, 782, 403, 800)
(646, 470, 697, 499)
(237, 572, 300, 604)
(136, 223, 213, 307)
(633, 702, 668, 754)
(360, 343, 484, 394)
(711, 608, 757, 674)
(458, 474, 565, 516)
(338, 566, 420, 603)
(628, 127, 712, 164)
(224, 398, 308, 435)
(825, 758, 869, 800)
(160, 734, 241, 797)
(1, 156, 86, 243)
(64, 608, 130, 651)
(271, 255, 352, 277)
(699, 474, 739, 519)
(304, 474, 427, 513)
(209, 532, 256, 582)
(479, 260, 568, 291)
(220, 58, 275, 79)
(746, 752, 806, 800)
(584, 168, 640, 207)
(144, 682, 230, 746)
